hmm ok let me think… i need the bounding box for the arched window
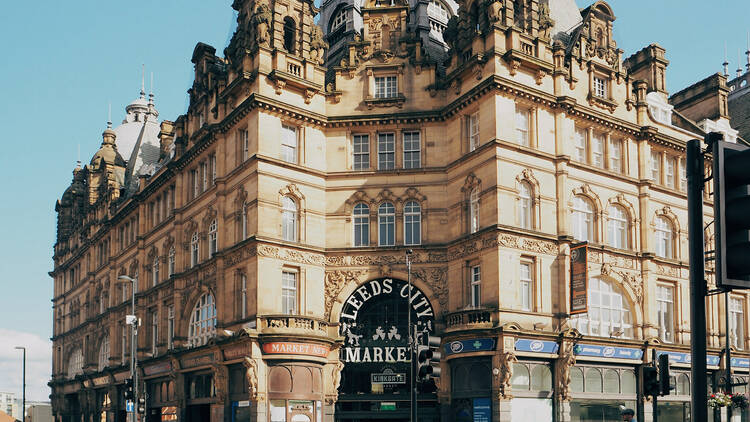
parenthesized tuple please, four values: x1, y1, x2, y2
(190, 232, 199, 267)
(570, 367, 584, 393)
(168, 246, 175, 276)
(511, 363, 530, 390)
(283, 17, 296, 53)
(404, 201, 421, 245)
(519, 181, 533, 229)
(353, 203, 369, 247)
(607, 205, 629, 249)
(98, 335, 110, 371)
(68, 348, 83, 379)
(188, 292, 217, 347)
(282, 196, 298, 242)
(584, 368, 602, 393)
(208, 219, 218, 256)
(378, 202, 395, 246)
(469, 188, 479, 233)
(572, 196, 595, 242)
(603, 369, 620, 393)
(570, 277, 633, 338)
(152, 255, 160, 286)
(655, 216, 674, 258)
(331, 7, 347, 31)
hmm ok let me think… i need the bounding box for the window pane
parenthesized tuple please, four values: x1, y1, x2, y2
(585, 368, 603, 393)
(353, 134, 369, 170)
(378, 133, 395, 170)
(403, 132, 421, 169)
(511, 363, 530, 390)
(570, 367, 584, 393)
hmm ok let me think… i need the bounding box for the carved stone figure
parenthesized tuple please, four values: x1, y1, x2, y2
(243, 357, 259, 401)
(496, 351, 517, 399)
(212, 363, 228, 402)
(538, 3, 555, 38)
(252, 2, 273, 47)
(556, 342, 576, 401)
(486, 0, 502, 23)
(310, 25, 329, 65)
(332, 361, 345, 393)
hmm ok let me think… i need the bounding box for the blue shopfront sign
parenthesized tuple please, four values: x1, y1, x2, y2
(574, 344, 643, 360)
(515, 339, 559, 354)
(731, 357, 750, 368)
(656, 351, 720, 366)
(444, 338, 496, 356)
(472, 398, 491, 422)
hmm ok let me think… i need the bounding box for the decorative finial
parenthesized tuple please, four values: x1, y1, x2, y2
(738, 48, 743, 78)
(107, 102, 112, 129)
(723, 42, 729, 77)
(140, 64, 146, 98)
(76, 144, 81, 169)
(746, 32, 750, 72)
(149, 72, 155, 105)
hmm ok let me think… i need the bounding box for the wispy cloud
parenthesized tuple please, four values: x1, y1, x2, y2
(0, 329, 51, 402)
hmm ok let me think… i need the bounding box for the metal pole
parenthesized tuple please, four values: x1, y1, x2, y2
(726, 292, 733, 394)
(14, 347, 26, 422)
(688, 138, 708, 422)
(651, 350, 657, 422)
(407, 250, 415, 422)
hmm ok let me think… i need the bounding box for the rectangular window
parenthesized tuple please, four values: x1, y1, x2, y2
(679, 159, 687, 192)
(731, 297, 745, 350)
(609, 138, 622, 172)
(240, 129, 249, 162)
(353, 134, 370, 170)
(167, 305, 174, 350)
(515, 107, 530, 146)
(151, 311, 158, 356)
(403, 131, 421, 169)
(121, 325, 127, 362)
(282, 271, 298, 315)
(591, 133, 604, 168)
(656, 285, 674, 343)
(666, 156, 676, 189)
(594, 76, 607, 98)
(651, 150, 662, 183)
(201, 161, 208, 192)
(470, 266, 481, 308)
(574, 128, 587, 162)
(210, 154, 217, 185)
(520, 261, 533, 311)
(281, 125, 298, 163)
(468, 112, 480, 151)
(378, 133, 395, 170)
(240, 273, 247, 319)
(374, 76, 397, 98)
(191, 169, 199, 198)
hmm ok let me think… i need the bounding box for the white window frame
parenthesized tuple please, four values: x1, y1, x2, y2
(121, 325, 127, 362)
(520, 261, 533, 311)
(374, 75, 397, 99)
(654, 216, 674, 259)
(151, 311, 159, 356)
(191, 232, 199, 267)
(591, 133, 604, 168)
(651, 150, 662, 183)
(152, 255, 160, 286)
(470, 265, 481, 308)
(282, 270, 298, 315)
(168, 246, 175, 276)
(468, 112, 479, 152)
(656, 284, 675, 343)
(281, 196, 298, 242)
(608, 138, 622, 172)
(98, 335, 110, 371)
(403, 131, 421, 169)
(240, 273, 247, 319)
(192, 169, 199, 198)
(210, 154, 217, 185)
(572, 196, 594, 242)
(666, 156, 676, 189)
(281, 124, 298, 163)
(519, 182, 533, 230)
(167, 305, 174, 350)
(404, 201, 421, 246)
(240, 129, 249, 161)
(201, 161, 208, 192)
(353, 134, 370, 170)
(353, 203, 370, 247)
(607, 205, 628, 249)
(208, 219, 218, 256)
(68, 348, 83, 379)
(470, 188, 479, 233)
(593, 76, 607, 98)
(574, 128, 587, 162)
(730, 297, 745, 350)
(378, 133, 395, 170)
(188, 293, 217, 348)
(515, 107, 530, 146)
(679, 159, 687, 192)
(571, 277, 633, 338)
(331, 7, 347, 30)
(241, 202, 248, 240)
(378, 202, 396, 246)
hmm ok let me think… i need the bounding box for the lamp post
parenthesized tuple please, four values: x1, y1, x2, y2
(14, 346, 25, 422)
(119, 275, 138, 422)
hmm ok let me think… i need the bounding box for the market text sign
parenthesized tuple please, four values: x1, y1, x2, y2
(570, 242, 588, 315)
(262, 342, 330, 357)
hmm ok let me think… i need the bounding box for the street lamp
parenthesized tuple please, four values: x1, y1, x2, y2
(118, 275, 138, 422)
(14, 346, 25, 422)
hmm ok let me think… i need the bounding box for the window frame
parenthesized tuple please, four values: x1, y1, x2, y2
(593, 75, 607, 98)
(282, 270, 298, 315)
(470, 265, 481, 308)
(574, 127, 587, 162)
(469, 187, 479, 233)
(353, 134, 370, 170)
(730, 296, 745, 350)
(607, 205, 629, 250)
(188, 292, 217, 348)
(468, 112, 480, 152)
(654, 216, 674, 259)
(152, 255, 160, 286)
(571, 277, 634, 339)
(374, 75, 398, 99)
(608, 138, 622, 172)
(519, 260, 533, 312)
(403, 200, 421, 246)
(572, 196, 595, 242)
(518, 181, 533, 230)
(402, 131, 421, 169)
(168, 246, 175, 276)
(377, 132, 395, 170)
(515, 106, 531, 147)
(378, 202, 396, 246)
(280, 124, 298, 164)
(190, 232, 199, 267)
(281, 196, 298, 242)
(353, 203, 370, 247)
(656, 283, 675, 343)
(208, 219, 218, 256)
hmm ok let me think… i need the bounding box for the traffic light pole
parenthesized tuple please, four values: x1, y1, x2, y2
(687, 138, 708, 422)
(406, 250, 416, 422)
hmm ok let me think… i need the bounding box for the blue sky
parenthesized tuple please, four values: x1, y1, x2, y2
(0, 0, 747, 401)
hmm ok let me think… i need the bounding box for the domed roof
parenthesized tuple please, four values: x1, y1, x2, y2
(90, 128, 126, 168)
(112, 87, 161, 184)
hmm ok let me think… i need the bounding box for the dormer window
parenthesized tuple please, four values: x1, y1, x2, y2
(593, 76, 607, 98)
(331, 8, 346, 31)
(375, 76, 397, 98)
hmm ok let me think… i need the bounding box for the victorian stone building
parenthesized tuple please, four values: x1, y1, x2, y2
(50, 1, 747, 422)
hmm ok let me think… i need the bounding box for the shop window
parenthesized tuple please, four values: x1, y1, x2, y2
(585, 368, 603, 392)
(511, 363, 530, 390)
(570, 367, 584, 393)
(621, 370, 636, 395)
(676, 373, 690, 396)
(603, 369, 620, 393)
(188, 373, 215, 399)
(530, 364, 552, 391)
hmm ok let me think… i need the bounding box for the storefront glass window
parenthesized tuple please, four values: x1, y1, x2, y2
(511, 363, 530, 389)
(270, 400, 287, 422)
(570, 367, 584, 393)
(603, 369, 619, 393)
(621, 370, 636, 394)
(530, 365, 552, 391)
(585, 368, 602, 392)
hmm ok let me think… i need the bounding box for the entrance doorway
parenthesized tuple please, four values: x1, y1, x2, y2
(186, 404, 210, 422)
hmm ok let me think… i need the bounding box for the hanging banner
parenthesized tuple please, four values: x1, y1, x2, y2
(570, 242, 588, 315)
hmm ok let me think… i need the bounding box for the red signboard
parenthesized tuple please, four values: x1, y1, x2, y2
(262, 342, 330, 357)
(570, 242, 588, 315)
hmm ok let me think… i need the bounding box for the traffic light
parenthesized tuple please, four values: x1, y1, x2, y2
(658, 353, 674, 396)
(416, 335, 442, 384)
(137, 396, 146, 414)
(713, 135, 750, 289)
(643, 366, 659, 397)
(124, 379, 134, 401)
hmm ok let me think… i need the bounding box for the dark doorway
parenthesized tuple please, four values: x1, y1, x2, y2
(186, 404, 210, 422)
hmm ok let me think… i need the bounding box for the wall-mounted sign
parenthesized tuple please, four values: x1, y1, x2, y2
(223, 342, 251, 361)
(262, 342, 330, 357)
(371, 369, 406, 384)
(570, 243, 588, 315)
(444, 338, 496, 356)
(143, 361, 172, 376)
(656, 351, 721, 366)
(515, 339, 559, 354)
(180, 353, 214, 369)
(472, 398, 491, 422)
(731, 357, 750, 368)
(574, 343, 643, 360)
(92, 375, 110, 386)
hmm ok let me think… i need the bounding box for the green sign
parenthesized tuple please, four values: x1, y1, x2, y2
(380, 402, 397, 411)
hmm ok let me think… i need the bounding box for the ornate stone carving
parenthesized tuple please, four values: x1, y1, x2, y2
(412, 267, 449, 311)
(331, 361, 345, 396)
(555, 342, 576, 401)
(508, 59, 521, 76)
(325, 270, 365, 319)
(243, 357, 259, 401)
(211, 362, 228, 402)
(496, 351, 517, 399)
(252, 2, 272, 47)
(538, 3, 555, 39)
(309, 25, 329, 65)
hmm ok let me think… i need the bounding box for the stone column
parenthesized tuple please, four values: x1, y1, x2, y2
(555, 336, 577, 422)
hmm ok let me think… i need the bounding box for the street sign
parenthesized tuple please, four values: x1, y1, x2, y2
(371, 371, 406, 384)
(126, 401, 134, 412)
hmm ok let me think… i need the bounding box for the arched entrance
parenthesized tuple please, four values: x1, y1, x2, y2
(335, 277, 439, 422)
